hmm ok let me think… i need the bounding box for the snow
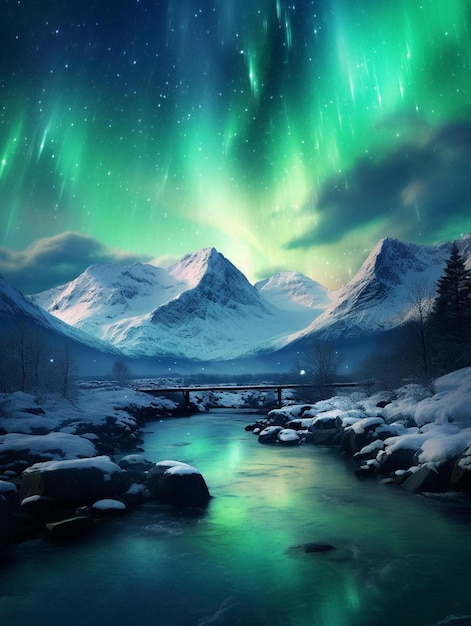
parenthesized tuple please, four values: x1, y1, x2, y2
(278, 429, 300, 443)
(286, 236, 452, 341)
(23, 455, 122, 475)
(156, 460, 201, 475)
(417, 428, 471, 464)
(120, 454, 148, 466)
(30, 248, 317, 360)
(0, 432, 97, 460)
(348, 417, 384, 435)
(125, 483, 146, 495)
(3, 235, 471, 362)
(255, 271, 331, 316)
(20, 494, 42, 505)
(271, 367, 471, 477)
(0, 385, 176, 436)
(92, 499, 126, 511)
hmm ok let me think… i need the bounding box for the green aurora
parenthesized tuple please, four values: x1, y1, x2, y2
(1, 0, 471, 292)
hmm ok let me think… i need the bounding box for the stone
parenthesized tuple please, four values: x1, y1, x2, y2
(290, 542, 336, 553)
(450, 451, 471, 491)
(309, 429, 342, 446)
(258, 426, 283, 444)
(20, 457, 130, 508)
(147, 461, 211, 507)
(402, 461, 454, 494)
(376, 447, 418, 475)
(20, 495, 60, 522)
(277, 429, 300, 446)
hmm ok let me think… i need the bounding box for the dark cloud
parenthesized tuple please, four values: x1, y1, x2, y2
(286, 121, 471, 249)
(0, 232, 152, 294)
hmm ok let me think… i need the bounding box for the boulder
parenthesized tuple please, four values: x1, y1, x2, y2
(277, 429, 301, 446)
(376, 447, 418, 475)
(118, 454, 153, 482)
(0, 433, 97, 474)
(20, 495, 60, 522)
(20, 456, 130, 508)
(341, 418, 385, 456)
(450, 449, 471, 491)
(309, 429, 342, 446)
(402, 461, 455, 494)
(147, 460, 211, 507)
(258, 426, 283, 444)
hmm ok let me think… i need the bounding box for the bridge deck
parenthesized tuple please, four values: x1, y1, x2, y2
(137, 382, 361, 408)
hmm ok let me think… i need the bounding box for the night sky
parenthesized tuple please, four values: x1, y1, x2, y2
(1, 0, 471, 294)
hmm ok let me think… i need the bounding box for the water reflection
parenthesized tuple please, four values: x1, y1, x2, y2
(1, 410, 471, 626)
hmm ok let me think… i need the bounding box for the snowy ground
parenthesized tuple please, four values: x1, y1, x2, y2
(264, 367, 471, 488)
(0, 383, 178, 473)
(1, 369, 470, 486)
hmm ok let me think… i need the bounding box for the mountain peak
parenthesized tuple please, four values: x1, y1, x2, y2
(168, 247, 226, 288)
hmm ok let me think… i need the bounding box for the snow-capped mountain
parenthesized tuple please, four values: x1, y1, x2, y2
(31, 248, 312, 360)
(27, 234, 471, 362)
(255, 271, 332, 317)
(290, 236, 457, 341)
(0, 276, 120, 356)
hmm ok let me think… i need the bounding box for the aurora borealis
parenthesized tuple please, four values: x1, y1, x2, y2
(1, 0, 471, 293)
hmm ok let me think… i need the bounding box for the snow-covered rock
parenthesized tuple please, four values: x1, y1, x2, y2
(19, 456, 130, 507)
(0, 432, 97, 473)
(278, 428, 301, 446)
(146, 460, 211, 507)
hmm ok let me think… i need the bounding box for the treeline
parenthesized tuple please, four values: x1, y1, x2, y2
(0, 321, 76, 396)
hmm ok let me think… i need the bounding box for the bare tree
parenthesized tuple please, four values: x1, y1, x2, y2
(7, 321, 48, 392)
(111, 360, 131, 387)
(402, 281, 435, 385)
(53, 344, 77, 398)
(298, 340, 342, 400)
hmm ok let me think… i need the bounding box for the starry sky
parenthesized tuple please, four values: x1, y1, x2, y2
(1, 0, 471, 294)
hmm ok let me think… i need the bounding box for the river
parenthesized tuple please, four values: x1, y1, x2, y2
(1, 409, 471, 626)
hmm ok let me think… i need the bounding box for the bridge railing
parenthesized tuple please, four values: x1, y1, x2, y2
(137, 381, 372, 408)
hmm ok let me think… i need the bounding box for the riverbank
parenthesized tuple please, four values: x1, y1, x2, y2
(1, 368, 471, 550)
(1, 387, 471, 626)
(246, 367, 471, 498)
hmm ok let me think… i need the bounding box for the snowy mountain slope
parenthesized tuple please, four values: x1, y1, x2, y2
(28, 234, 471, 361)
(31, 262, 187, 331)
(31, 248, 312, 360)
(255, 271, 332, 318)
(289, 237, 455, 341)
(0, 276, 121, 355)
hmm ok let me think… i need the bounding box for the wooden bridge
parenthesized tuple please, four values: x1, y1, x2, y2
(138, 382, 363, 408)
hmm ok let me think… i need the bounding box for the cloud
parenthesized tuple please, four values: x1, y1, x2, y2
(286, 121, 471, 249)
(0, 232, 152, 294)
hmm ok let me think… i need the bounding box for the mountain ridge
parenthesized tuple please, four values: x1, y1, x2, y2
(6, 232, 471, 363)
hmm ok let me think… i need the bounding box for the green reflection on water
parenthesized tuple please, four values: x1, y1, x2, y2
(1, 410, 471, 626)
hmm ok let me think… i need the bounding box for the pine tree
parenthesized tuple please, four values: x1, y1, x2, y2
(429, 242, 471, 373)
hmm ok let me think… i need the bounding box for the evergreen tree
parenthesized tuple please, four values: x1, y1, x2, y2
(429, 242, 471, 373)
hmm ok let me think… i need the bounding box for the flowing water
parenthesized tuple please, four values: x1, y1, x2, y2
(1, 409, 471, 626)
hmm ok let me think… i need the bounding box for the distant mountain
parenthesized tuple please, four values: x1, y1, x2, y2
(289, 236, 467, 342)
(28, 235, 471, 362)
(0, 276, 120, 357)
(31, 248, 312, 360)
(255, 271, 331, 317)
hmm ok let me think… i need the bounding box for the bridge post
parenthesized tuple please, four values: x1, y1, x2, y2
(184, 390, 190, 406)
(277, 387, 282, 408)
